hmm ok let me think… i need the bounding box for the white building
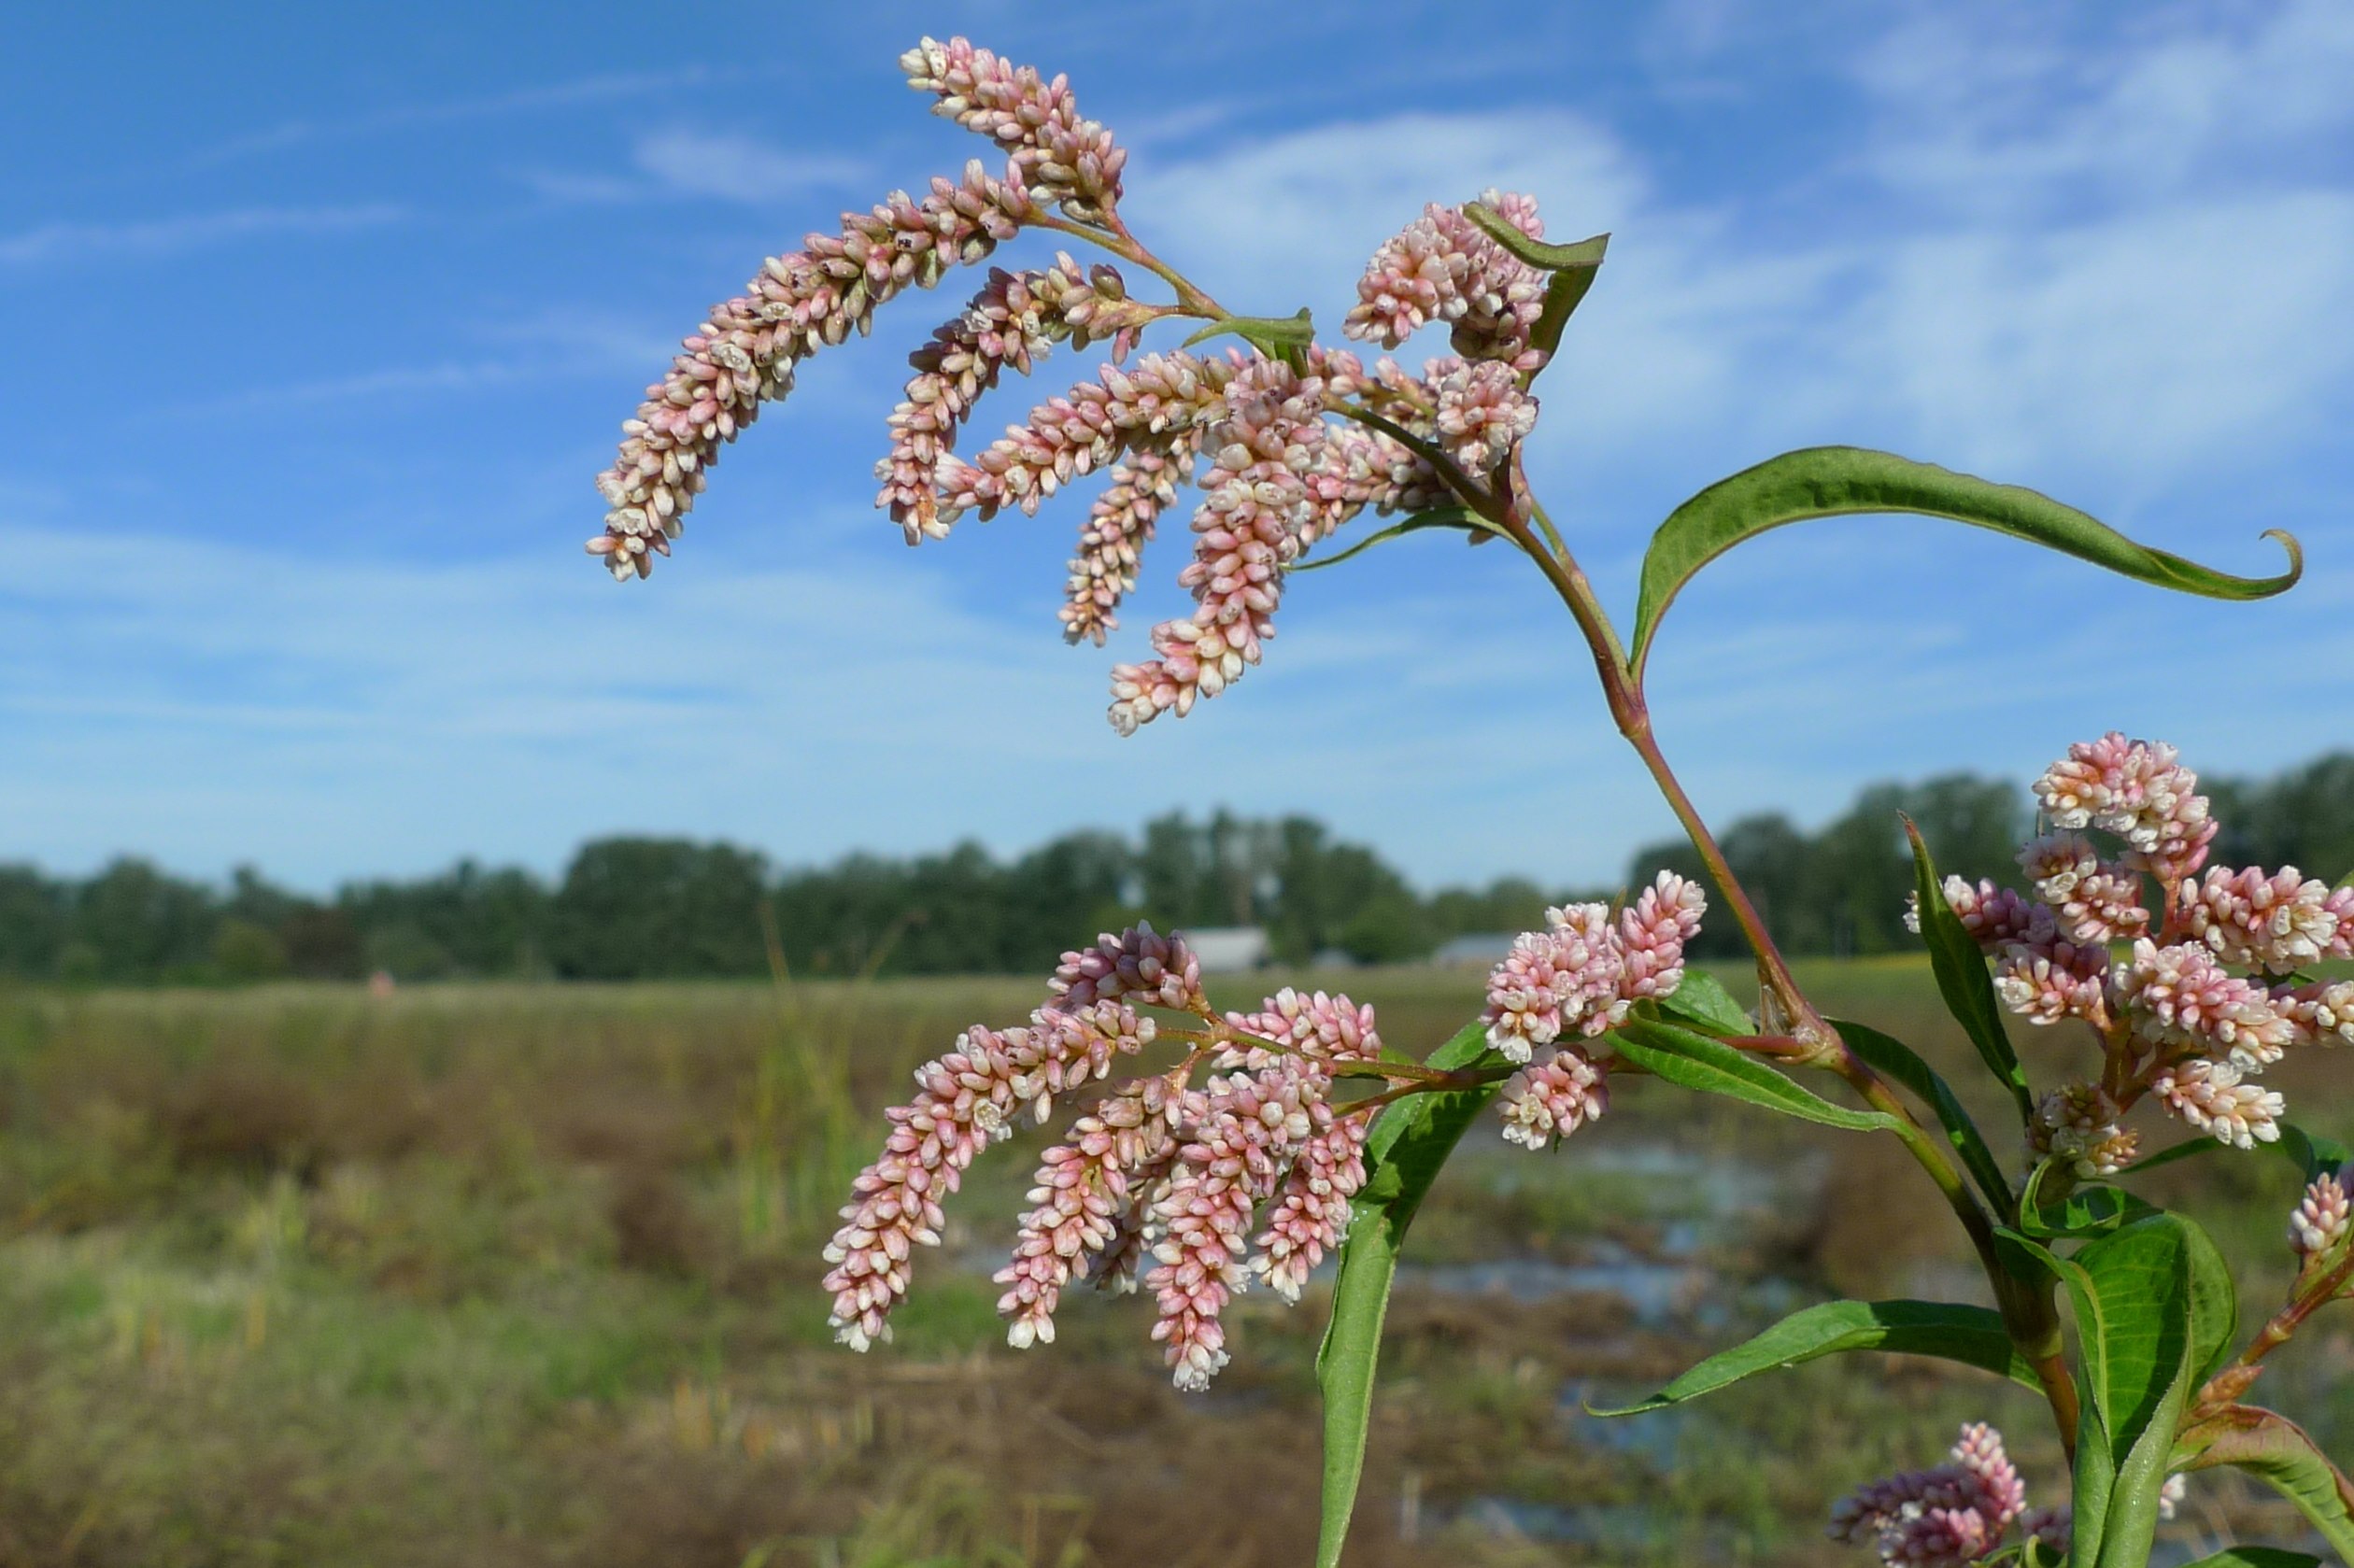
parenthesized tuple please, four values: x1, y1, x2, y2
(1181, 925, 1272, 973)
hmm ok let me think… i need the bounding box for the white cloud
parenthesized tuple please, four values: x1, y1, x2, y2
(631, 129, 874, 203)
(0, 204, 408, 267)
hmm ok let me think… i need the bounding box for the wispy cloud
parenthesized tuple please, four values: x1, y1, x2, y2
(188, 64, 768, 164)
(631, 128, 874, 203)
(0, 203, 408, 267)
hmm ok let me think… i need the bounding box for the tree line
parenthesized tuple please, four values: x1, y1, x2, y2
(2, 752, 2346, 985)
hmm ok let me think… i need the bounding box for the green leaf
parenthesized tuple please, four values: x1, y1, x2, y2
(2059, 1215, 2214, 1566)
(1589, 1298, 2044, 1418)
(1835, 1018, 2015, 1220)
(2016, 1159, 2161, 1241)
(2177, 1551, 2324, 1568)
(1905, 822, 2036, 1127)
(1288, 507, 1504, 572)
(1626, 446, 2302, 682)
(1181, 308, 1316, 367)
(1609, 1016, 1901, 1134)
(2124, 1121, 2348, 1182)
(1315, 1022, 1501, 1568)
(1651, 970, 1753, 1037)
(1461, 203, 1610, 273)
(2176, 1405, 2354, 1564)
(2280, 1123, 2354, 1181)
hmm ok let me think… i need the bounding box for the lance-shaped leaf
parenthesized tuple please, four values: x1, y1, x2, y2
(2125, 1121, 2349, 1182)
(1315, 1022, 1501, 1568)
(1288, 506, 1502, 573)
(1906, 822, 2036, 1127)
(1627, 446, 2301, 682)
(2045, 1215, 2226, 1566)
(1836, 1017, 2014, 1220)
(2176, 1405, 2354, 1564)
(1610, 1016, 1900, 1134)
(1590, 1298, 2043, 1418)
(1651, 969, 1753, 1037)
(2177, 1551, 2324, 1568)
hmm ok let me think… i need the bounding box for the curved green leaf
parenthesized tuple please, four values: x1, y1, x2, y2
(2176, 1405, 2354, 1564)
(1589, 1298, 2043, 1418)
(2178, 1551, 2323, 1568)
(1906, 822, 2036, 1127)
(1288, 507, 1499, 573)
(1610, 1016, 1900, 1134)
(1652, 970, 1753, 1037)
(2124, 1121, 2348, 1182)
(1627, 446, 2302, 681)
(1461, 203, 1610, 273)
(1316, 1022, 1500, 1568)
(1836, 1017, 2015, 1220)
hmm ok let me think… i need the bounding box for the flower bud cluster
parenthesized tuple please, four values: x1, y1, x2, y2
(1343, 191, 1551, 372)
(2029, 1082, 2139, 1179)
(826, 923, 1396, 1389)
(1937, 734, 2349, 1152)
(1106, 356, 1340, 735)
(591, 161, 1032, 578)
(1483, 871, 1708, 1064)
(822, 996, 1156, 1350)
(938, 351, 1239, 526)
(902, 35, 1127, 223)
(2291, 1170, 2351, 1257)
(878, 258, 1157, 544)
(1828, 1423, 2029, 1568)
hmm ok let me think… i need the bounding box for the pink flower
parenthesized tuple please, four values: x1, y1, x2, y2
(2053, 865, 2150, 944)
(996, 1076, 1181, 1346)
(901, 36, 1127, 223)
(1107, 356, 1346, 734)
(1428, 356, 1539, 474)
(822, 1000, 1151, 1350)
(2150, 1055, 2284, 1150)
(1343, 191, 1551, 372)
(1618, 870, 1708, 1003)
(1497, 1046, 1610, 1150)
(940, 351, 1238, 526)
(591, 162, 1031, 578)
(2290, 1171, 2350, 1256)
(2276, 979, 2354, 1048)
(1048, 923, 1208, 1015)
(1991, 914, 2112, 1026)
(1058, 447, 1191, 646)
(1145, 1061, 1325, 1390)
(2017, 830, 2098, 904)
(2183, 865, 2343, 975)
(2116, 939, 2295, 1067)
(2034, 733, 2208, 856)
(1829, 1423, 2026, 1567)
(1908, 877, 2039, 947)
(2030, 1083, 2139, 1179)
(877, 259, 1154, 544)
(1482, 904, 1626, 1064)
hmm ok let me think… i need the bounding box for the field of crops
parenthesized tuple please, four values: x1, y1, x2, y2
(1, 962, 2346, 1567)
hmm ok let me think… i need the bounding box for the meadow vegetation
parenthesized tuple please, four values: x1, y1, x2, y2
(1, 961, 2343, 1566)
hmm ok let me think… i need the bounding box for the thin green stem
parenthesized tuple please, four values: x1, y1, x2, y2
(1028, 212, 1228, 318)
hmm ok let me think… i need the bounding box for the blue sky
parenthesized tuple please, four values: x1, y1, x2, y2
(3, 0, 2349, 893)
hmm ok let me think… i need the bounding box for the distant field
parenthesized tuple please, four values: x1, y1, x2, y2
(0, 962, 2345, 1566)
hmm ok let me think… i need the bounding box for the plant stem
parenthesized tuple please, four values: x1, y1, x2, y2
(1030, 212, 1228, 318)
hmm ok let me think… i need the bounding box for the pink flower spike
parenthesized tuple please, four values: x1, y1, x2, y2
(1498, 1046, 1610, 1150)
(2290, 1171, 2351, 1256)
(901, 36, 1127, 223)
(2183, 865, 2343, 975)
(1145, 1061, 1325, 1390)
(594, 161, 1032, 577)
